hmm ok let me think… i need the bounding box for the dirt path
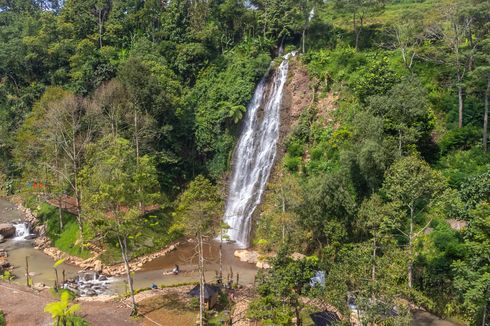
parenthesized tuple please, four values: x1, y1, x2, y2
(0, 283, 139, 326)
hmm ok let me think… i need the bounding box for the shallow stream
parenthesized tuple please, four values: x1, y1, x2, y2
(0, 198, 257, 295)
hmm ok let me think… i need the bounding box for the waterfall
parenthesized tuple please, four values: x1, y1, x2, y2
(13, 222, 31, 241)
(223, 52, 295, 248)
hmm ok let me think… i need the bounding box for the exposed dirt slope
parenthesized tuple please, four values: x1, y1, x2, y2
(0, 283, 138, 326)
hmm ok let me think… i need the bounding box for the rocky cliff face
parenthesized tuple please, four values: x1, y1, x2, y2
(279, 58, 315, 145)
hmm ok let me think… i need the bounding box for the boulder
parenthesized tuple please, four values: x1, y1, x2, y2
(0, 257, 10, 269)
(0, 234, 4, 243)
(290, 252, 306, 261)
(85, 289, 97, 297)
(234, 249, 259, 264)
(33, 282, 46, 291)
(0, 223, 15, 238)
(34, 236, 51, 249)
(94, 260, 103, 273)
(256, 260, 271, 269)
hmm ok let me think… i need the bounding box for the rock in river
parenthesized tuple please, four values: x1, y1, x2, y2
(0, 223, 15, 238)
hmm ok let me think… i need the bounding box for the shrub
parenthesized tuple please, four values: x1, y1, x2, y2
(287, 141, 304, 157)
(439, 126, 481, 155)
(438, 147, 490, 188)
(284, 155, 301, 173)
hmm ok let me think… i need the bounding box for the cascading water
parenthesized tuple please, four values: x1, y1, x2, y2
(223, 52, 295, 248)
(13, 222, 31, 240)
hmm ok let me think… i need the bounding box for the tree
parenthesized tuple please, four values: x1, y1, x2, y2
(89, 79, 129, 139)
(324, 242, 410, 325)
(367, 77, 431, 157)
(333, 0, 386, 50)
(381, 155, 447, 288)
(43, 93, 94, 243)
(252, 0, 320, 46)
(383, 11, 425, 70)
(428, 0, 480, 129)
(356, 194, 399, 284)
(80, 136, 161, 316)
(219, 101, 246, 125)
(173, 175, 223, 326)
(248, 248, 318, 326)
(256, 174, 304, 251)
(467, 38, 490, 153)
(453, 203, 490, 326)
(15, 88, 94, 243)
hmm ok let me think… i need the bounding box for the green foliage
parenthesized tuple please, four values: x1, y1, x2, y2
(80, 136, 162, 249)
(54, 221, 91, 259)
(439, 126, 482, 155)
(191, 44, 270, 178)
(173, 175, 223, 238)
(36, 203, 90, 258)
(460, 171, 490, 209)
(0, 310, 4, 326)
(1, 0, 490, 323)
(44, 290, 86, 326)
(248, 248, 318, 325)
(452, 203, 490, 325)
(1, 271, 14, 283)
(438, 149, 490, 188)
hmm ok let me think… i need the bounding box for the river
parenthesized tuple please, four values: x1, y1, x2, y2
(0, 198, 257, 294)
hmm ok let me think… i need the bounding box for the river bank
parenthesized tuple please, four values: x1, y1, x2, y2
(0, 197, 258, 295)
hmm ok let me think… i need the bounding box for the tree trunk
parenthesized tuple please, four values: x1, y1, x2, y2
(74, 188, 83, 245)
(198, 233, 205, 326)
(219, 228, 223, 284)
(458, 84, 464, 128)
(408, 206, 414, 289)
(372, 236, 376, 282)
(353, 12, 359, 51)
(25, 256, 30, 287)
(54, 268, 59, 289)
(134, 111, 140, 165)
(98, 9, 103, 49)
(482, 303, 486, 326)
(302, 28, 306, 54)
(119, 236, 137, 316)
(72, 128, 83, 245)
(483, 77, 489, 153)
(58, 197, 63, 231)
(295, 305, 302, 326)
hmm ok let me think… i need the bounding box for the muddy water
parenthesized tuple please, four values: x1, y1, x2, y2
(0, 198, 257, 292)
(1, 240, 80, 286)
(131, 241, 257, 290)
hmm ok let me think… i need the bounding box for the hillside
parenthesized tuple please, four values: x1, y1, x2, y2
(0, 0, 489, 325)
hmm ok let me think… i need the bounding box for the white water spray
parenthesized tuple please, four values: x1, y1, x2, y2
(13, 222, 31, 241)
(223, 52, 295, 248)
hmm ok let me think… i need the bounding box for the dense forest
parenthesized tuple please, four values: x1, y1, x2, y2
(0, 0, 489, 325)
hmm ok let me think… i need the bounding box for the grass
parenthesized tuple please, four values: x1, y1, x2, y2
(54, 220, 91, 259)
(0, 310, 5, 326)
(36, 203, 91, 259)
